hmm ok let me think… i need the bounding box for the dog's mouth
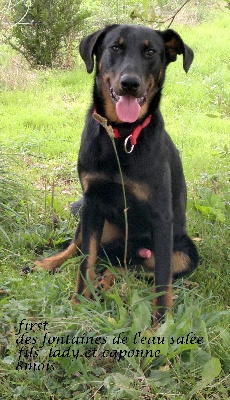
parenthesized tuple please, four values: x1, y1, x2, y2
(110, 87, 147, 123)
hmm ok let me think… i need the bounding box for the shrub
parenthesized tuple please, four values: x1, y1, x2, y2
(9, 0, 90, 67)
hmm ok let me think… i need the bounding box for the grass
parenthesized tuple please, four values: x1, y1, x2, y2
(0, 6, 230, 399)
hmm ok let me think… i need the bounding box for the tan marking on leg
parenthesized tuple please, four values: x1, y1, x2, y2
(164, 279, 173, 309)
(81, 266, 96, 299)
(73, 265, 96, 302)
(73, 235, 98, 299)
(72, 268, 82, 304)
(33, 242, 78, 272)
(152, 278, 173, 324)
(88, 235, 98, 267)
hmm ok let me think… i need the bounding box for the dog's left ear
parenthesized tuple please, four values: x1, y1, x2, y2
(79, 25, 118, 73)
(158, 29, 194, 72)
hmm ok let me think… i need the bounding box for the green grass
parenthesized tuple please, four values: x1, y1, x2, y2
(0, 7, 230, 400)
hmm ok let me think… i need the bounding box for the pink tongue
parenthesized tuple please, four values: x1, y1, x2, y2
(116, 96, 140, 123)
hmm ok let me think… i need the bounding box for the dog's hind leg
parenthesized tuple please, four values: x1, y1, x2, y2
(33, 225, 82, 272)
(71, 197, 84, 217)
(172, 234, 199, 278)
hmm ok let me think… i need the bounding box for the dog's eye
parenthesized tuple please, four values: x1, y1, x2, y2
(145, 49, 155, 58)
(111, 45, 120, 53)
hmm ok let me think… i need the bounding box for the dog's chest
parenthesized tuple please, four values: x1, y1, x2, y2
(81, 172, 150, 203)
(80, 171, 152, 233)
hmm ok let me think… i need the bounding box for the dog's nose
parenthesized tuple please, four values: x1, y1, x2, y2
(120, 75, 141, 94)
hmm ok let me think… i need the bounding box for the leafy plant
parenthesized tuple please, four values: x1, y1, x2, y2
(189, 174, 229, 224)
(192, 187, 227, 223)
(9, 0, 90, 67)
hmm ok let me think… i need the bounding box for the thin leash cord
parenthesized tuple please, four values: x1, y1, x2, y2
(92, 112, 129, 270)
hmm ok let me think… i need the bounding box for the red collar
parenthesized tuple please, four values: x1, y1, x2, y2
(93, 110, 152, 153)
(112, 114, 152, 146)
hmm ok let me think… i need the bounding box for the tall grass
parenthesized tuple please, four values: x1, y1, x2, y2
(0, 154, 26, 243)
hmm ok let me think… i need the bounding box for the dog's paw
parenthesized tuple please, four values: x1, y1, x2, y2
(33, 259, 59, 272)
(98, 269, 116, 290)
(70, 294, 81, 305)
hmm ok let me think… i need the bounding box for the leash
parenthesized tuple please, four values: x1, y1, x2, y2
(93, 111, 152, 154)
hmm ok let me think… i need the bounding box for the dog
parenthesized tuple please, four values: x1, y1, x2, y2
(34, 24, 199, 322)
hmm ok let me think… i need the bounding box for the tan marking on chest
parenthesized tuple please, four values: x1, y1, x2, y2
(81, 173, 150, 202)
(116, 176, 150, 202)
(81, 172, 110, 192)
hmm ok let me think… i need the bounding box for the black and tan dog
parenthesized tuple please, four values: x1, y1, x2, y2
(34, 24, 199, 322)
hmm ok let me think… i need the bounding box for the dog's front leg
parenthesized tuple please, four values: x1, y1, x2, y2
(72, 197, 104, 302)
(152, 215, 173, 323)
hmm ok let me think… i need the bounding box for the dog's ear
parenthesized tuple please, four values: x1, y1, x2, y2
(79, 25, 118, 73)
(158, 29, 194, 72)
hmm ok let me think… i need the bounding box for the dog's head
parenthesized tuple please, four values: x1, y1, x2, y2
(79, 25, 194, 124)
